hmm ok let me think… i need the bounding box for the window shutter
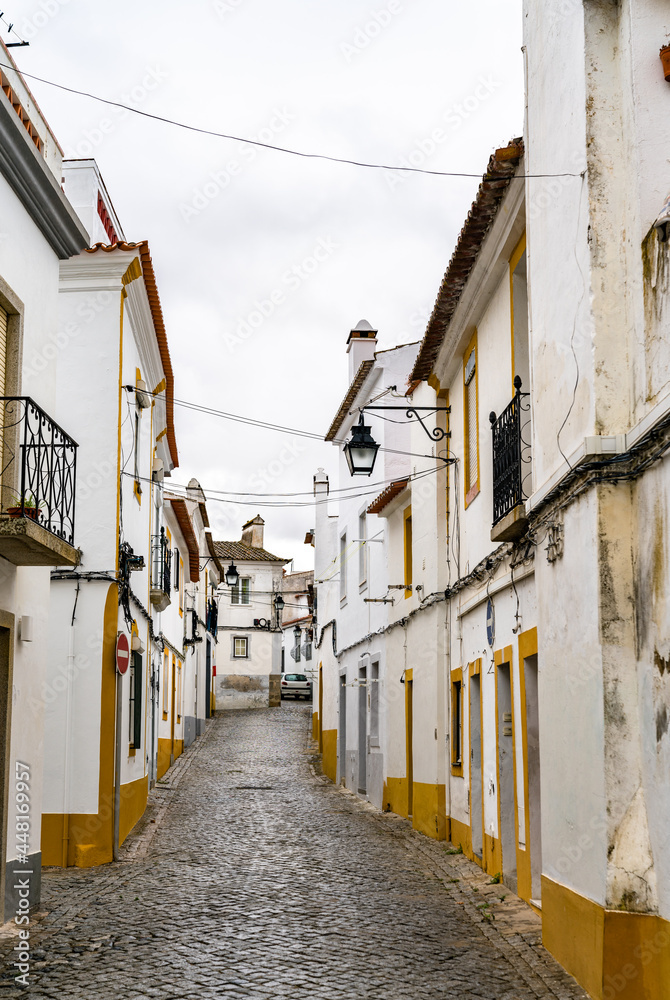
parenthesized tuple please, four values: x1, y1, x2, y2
(132, 652, 143, 749)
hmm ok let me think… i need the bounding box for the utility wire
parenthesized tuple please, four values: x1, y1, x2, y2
(1, 59, 583, 181)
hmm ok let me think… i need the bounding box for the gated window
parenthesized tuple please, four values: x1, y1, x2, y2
(451, 672, 463, 774)
(129, 651, 142, 749)
(358, 511, 367, 587)
(162, 651, 169, 717)
(404, 506, 412, 598)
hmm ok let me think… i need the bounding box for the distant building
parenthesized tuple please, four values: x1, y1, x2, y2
(279, 568, 314, 680)
(214, 516, 289, 708)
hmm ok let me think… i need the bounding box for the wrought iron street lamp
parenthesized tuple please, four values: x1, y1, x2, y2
(224, 561, 239, 588)
(343, 414, 380, 477)
(274, 593, 285, 613)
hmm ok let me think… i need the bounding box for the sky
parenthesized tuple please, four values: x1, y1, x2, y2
(5, 0, 524, 569)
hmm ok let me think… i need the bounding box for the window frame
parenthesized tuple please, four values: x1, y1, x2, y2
(129, 651, 143, 750)
(233, 636, 249, 658)
(403, 505, 412, 599)
(339, 532, 347, 604)
(463, 331, 480, 507)
(231, 577, 251, 605)
(358, 510, 367, 590)
(451, 668, 463, 776)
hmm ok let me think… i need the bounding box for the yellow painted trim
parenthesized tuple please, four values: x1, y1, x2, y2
(412, 782, 447, 840)
(116, 295, 124, 573)
(463, 329, 480, 507)
(312, 711, 319, 741)
(118, 774, 148, 846)
(427, 373, 441, 393)
(153, 377, 166, 394)
(383, 777, 409, 819)
(321, 729, 337, 783)
(516, 626, 538, 904)
(403, 505, 412, 598)
(450, 814, 473, 857)
(157, 737, 172, 780)
(121, 257, 142, 286)
(542, 876, 670, 1000)
(450, 666, 463, 776)
(156, 427, 167, 442)
(509, 231, 526, 393)
(317, 663, 324, 751)
(179, 556, 184, 616)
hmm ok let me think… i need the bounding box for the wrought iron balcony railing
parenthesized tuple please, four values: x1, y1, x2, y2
(489, 377, 531, 527)
(151, 528, 171, 597)
(0, 396, 77, 545)
(206, 598, 218, 635)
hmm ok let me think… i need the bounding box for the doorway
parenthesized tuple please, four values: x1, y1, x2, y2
(338, 673, 347, 786)
(406, 672, 414, 817)
(0, 625, 12, 921)
(358, 666, 367, 795)
(318, 664, 323, 752)
(469, 671, 483, 860)
(524, 653, 542, 901)
(205, 640, 211, 720)
(496, 660, 517, 891)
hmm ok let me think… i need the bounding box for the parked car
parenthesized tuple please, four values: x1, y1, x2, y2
(281, 673, 312, 700)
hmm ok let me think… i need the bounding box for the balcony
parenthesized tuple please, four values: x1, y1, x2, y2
(150, 527, 171, 611)
(489, 377, 531, 543)
(0, 397, 78, 566)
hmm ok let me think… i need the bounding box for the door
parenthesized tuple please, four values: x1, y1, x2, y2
(497, 660, 517, 891)
(338, 674, 347, 786)
(469, 672, 483, 860)
(524, 654, 542, 901)
(0, 625, 12, 920)
(205, 640, 211, 720)
(318, 664, 323, 752)
(358, 667, 367, 795)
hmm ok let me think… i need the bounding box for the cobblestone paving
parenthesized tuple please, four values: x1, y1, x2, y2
(0, 705, 588, 999)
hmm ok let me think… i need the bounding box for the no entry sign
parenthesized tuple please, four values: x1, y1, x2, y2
(116, 632, 130, 675)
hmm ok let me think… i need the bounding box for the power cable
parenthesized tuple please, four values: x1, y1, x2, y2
(2, 59, 583, 181)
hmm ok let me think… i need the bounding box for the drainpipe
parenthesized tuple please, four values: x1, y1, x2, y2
(61, 622, 75, 866)
(113, 664, 122, 860)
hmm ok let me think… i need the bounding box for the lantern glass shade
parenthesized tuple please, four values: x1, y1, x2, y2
(225, 561, 239, 588)
(344, 415, 379, 476)
(274, 594, 285, 612)
(293, 625, 302, 641)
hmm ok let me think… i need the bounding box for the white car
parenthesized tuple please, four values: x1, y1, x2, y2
(280, 673, 312, 700)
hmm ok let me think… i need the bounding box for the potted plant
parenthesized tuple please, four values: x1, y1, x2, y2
(5, 491, 43, 521)
(661, 44, 670, 82)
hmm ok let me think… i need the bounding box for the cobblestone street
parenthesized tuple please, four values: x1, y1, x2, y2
(1, 705, 587, 999)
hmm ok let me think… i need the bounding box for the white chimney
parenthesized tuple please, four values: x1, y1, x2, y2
(347, 319, 378, 382)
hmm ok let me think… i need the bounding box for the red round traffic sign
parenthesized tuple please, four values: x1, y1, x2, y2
(116, 632, 130, 675)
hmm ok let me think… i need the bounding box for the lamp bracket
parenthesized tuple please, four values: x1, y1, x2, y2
(360, 405, 451, 443)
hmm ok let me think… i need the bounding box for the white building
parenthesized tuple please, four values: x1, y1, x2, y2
(214, 516, 288, 709)
(0, 42, 88, 919)
(279, 568, 314, 681)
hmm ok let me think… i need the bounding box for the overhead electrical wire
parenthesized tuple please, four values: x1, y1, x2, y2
(1, 59, 583, 181)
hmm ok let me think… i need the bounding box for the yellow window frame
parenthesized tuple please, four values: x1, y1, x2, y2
(403, 505, 412, 598)
(463, 330, 480, 507)
(451, 667, 463, 776)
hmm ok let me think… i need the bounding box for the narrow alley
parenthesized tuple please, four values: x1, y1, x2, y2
(1, 705, 586, 999)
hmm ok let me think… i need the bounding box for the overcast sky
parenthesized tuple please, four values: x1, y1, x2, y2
(7, 0, 523, 568)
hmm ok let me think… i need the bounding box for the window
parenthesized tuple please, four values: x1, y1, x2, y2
(176, 661, 183, 721)
(179, 556, 184, 616)
(370, 660, 380, 746)
(463, 333, 479, 505)
(304, 642, 312, 661)
(233, 636, 248, 658)
(451, 669, 463, 775)
(129, 652, 142, 749)
(162, 651, 169, 717)
(358, 512, 367, 587)
(403, 506, 412, 598)
(173, 548, 180, 591)
(231, 578, 250, 605)
(340, 532, 347, 602)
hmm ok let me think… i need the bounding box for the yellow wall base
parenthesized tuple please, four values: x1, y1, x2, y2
(542, 876, 670, 1000)
(383, 777, 409, 819)
(412, 782, 447, 840)
(450, 816, 501, 877)
(312, 712, 319, 741)
(157, 738, 172, 780)
(173, 739, 183, 761)
(322, 729, 337, 783)
(119, 774, 148, 846)
(42, 808, 114, 868)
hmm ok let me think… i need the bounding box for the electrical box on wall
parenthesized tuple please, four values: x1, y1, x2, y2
(19, 616, 33, 641)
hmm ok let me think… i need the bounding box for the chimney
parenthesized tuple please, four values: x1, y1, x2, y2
(347, 319, 378, 382)
(241, 514, 265, 550)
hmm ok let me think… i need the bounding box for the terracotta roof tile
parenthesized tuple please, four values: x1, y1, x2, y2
(214, 540, 289, 564)
(367, 478, 409, 515)
(170, 498, 199, 582)
(85, 240, 179, 469)
(325, 360, 375, 442)
(410, 139, 524, 383)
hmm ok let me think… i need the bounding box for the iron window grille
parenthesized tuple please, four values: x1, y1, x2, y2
(151, 528, 171, 595)
(489, 377, 531, 526)
(0, 396, 77, 544)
